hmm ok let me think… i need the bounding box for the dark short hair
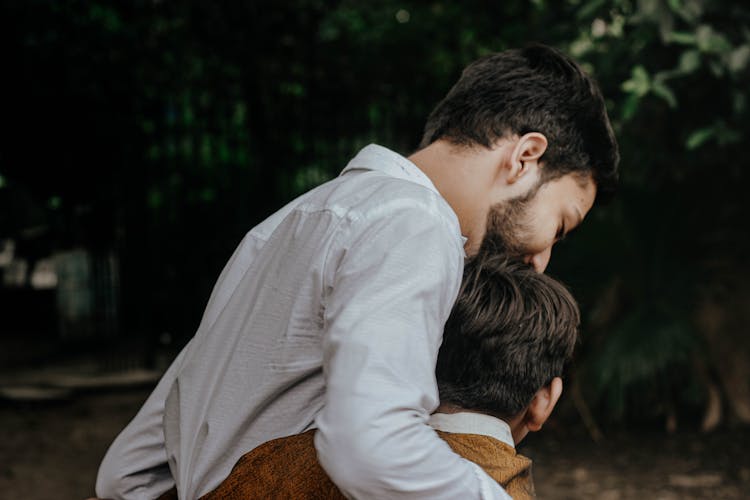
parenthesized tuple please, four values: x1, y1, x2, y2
(420, 43, 619, 202)
(436, 253, 580, 418)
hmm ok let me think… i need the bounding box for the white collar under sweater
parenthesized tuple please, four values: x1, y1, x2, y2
(428, 412, 515, 449)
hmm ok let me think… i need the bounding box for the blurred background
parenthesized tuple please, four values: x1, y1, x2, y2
(1, 0, 749, 498)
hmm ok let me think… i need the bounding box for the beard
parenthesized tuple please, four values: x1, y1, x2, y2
(477, 185, 539, 261)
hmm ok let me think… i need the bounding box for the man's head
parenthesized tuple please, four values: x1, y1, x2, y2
(435, 252, 580, 443)
(411, 43, 618, 269)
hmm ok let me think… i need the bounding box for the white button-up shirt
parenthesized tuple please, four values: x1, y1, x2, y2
(96, 144, 510, 500)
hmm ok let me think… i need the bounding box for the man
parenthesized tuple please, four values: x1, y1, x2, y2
(157, 254, 580, 500)
(96, 43, 618, 499)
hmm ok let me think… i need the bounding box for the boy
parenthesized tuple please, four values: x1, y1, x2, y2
(162, 253, 579, 499)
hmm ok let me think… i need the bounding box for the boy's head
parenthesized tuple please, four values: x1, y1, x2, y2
(435, 252, 580, 443)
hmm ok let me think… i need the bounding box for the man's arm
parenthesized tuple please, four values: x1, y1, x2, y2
(314, 206, 510, 499)
(95, 346, 187, 499)
(95, 232, 263, 499)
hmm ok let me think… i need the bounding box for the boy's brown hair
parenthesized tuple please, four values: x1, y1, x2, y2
(436, 253, 580, 418)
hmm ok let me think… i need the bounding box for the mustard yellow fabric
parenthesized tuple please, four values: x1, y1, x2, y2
(157, 429, 534, 499)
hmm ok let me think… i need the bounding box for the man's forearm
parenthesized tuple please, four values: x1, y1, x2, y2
(96, 346, 188, 499)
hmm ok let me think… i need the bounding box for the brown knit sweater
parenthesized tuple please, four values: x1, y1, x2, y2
(157, 429, 534, 499)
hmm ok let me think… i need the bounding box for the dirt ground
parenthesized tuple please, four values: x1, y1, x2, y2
(1, 387, 748, 499)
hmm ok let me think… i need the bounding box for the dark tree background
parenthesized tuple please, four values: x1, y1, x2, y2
(1, 0, 749, 430)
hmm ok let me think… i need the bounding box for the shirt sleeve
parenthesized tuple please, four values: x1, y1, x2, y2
(95, 345, 187, 500)
(95, 233, 262, 500)
(314, 205, 510, 499)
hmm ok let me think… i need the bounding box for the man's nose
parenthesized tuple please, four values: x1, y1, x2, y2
(526, 247, 552, 272)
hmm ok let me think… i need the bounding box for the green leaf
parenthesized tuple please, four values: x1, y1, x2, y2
(668, 0, 702, 23)
(728, 44, 750, 73)
(48, 196, 62, 210)
(218, 139, 230, 164)
(696, 25, 732, 54)
(667, 0, 682, 13)
(569, 35, 594, 57)
(651, 80, 678, 108)
(621, 93, 640, 121)
(666, 31, 697, 45)
(199, 188, 215, 202)
(733, 92, 746, 115)
(88, 5, 122, 32)
(182, 102, 194, 127)
(279, 82, 306, 97)
(147, 188, 163, 210)
(715, 123, 742, 146)
(678, 49, 701, 73)
(233, 102, 246, 127)
(368, 104, 381, 125)
(576, 0, 607, 20)
(621, 65, 650, 97)
(588, 306, 697, 418)
(609, 14, 626, 38)
(685, 127, 715, 150)
(200, 135, 212, 165)
(708, 60, 725, 77)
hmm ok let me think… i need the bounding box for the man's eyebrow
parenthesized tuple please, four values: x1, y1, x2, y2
(574, 205, 584, 226)
(561, 206, 585, 240)
(566, 225, 581, 238)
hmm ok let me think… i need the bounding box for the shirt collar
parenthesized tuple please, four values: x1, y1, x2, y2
(340, 144, 441, 198)
(340, 144, 468, 248)
(428, 412, 515, 449)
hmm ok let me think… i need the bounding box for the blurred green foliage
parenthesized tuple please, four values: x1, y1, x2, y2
(554, 0, 750, 424)
(1, 0, 748, 425)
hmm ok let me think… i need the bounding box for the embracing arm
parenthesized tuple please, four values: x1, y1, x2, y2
(95, 231, 264, 500)
(314, 206, 510, 499)
(95, 345, 189, 500)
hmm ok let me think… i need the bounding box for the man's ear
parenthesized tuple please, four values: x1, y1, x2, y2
(524, 376, 563, 432)
(506, 132, 548, 185)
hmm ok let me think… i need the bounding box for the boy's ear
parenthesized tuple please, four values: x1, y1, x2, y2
(506, 132, 548, 185)
(524, 376, 563, 432)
